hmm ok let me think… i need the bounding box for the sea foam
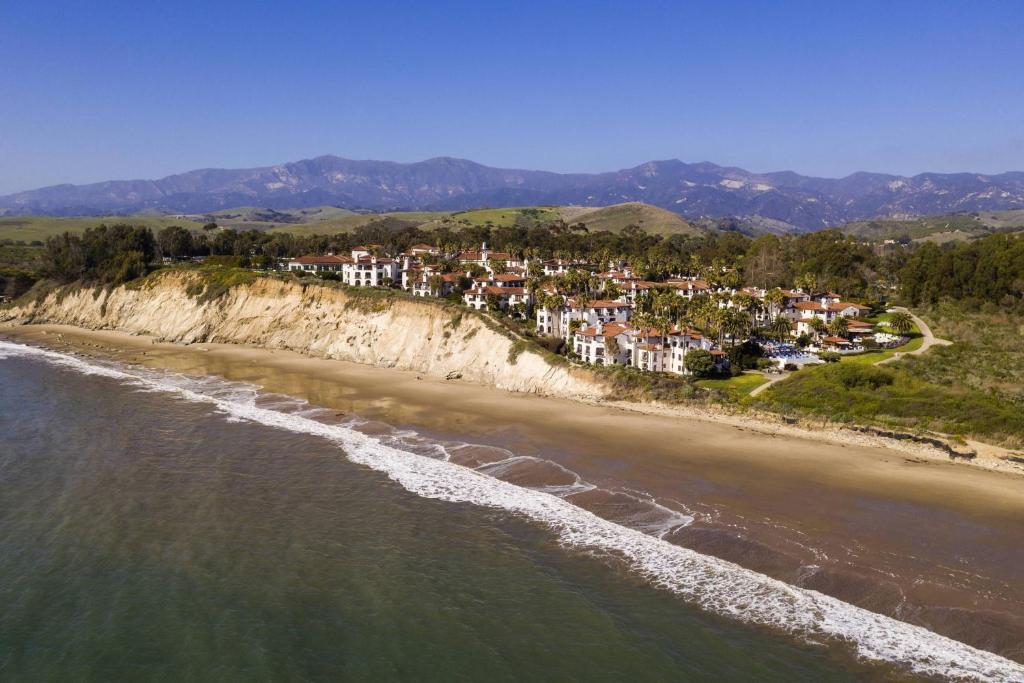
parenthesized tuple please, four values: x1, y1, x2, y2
(2, 339, 1021, 683)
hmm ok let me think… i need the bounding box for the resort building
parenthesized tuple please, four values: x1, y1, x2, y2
(287, 254, 351, 273)
(573, 322, 630, 366)
(557, 299, 632, 339)
(463, 286, 532, 315)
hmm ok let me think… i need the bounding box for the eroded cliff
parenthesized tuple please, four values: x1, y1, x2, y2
(3, 271, 606, 400)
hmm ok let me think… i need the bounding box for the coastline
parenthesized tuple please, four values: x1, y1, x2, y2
(4, 322, 1024, 664)
(4, 320, 1021, 479)
(2, 322, 1022, 518)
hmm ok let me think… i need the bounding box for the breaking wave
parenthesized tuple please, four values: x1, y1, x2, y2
(2, 339, 1022, 683)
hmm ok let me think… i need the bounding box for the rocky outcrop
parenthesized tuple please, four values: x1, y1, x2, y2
(3, 272, 606, 400)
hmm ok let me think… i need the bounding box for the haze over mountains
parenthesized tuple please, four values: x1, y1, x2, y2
(3, 156, 1024, 231)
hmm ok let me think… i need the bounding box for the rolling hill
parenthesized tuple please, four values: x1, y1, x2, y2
(562, 203, 704, 236)
(838, 209, 1024, 242)
(0, 203, 711, 243)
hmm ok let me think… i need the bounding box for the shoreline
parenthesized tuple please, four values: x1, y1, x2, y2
(5, 322, 1024, 664)
(3, 322, 1023, 513)
(6, 320, 1020, 479)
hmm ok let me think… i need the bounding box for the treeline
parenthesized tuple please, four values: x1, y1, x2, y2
(43, 225, 156, 285)
(900, 234, 1024, 309)
(27, 218, 1024, 313)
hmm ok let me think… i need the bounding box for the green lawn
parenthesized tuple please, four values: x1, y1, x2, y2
(697, 372, 771, 400)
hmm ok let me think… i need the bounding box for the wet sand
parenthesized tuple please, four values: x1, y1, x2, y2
(5, 324, 1024, 662)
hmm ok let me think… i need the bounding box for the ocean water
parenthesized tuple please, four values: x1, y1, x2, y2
(1, 340, 1021, 682)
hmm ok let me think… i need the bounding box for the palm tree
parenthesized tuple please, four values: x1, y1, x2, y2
(795, 272, 817, 293)
(723, 309, 750, 348)
(888, 311, 914, 336)
(768, 315, 792, 342)
(809, 317, 827, 338)
(765, 287, 786, 318)
(631, 311, 654, 334)
(828, 316, 849, 339)
(427, 274, 444, 296)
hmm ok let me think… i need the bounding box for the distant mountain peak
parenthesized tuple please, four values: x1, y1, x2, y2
(2, 156, 1023, 230)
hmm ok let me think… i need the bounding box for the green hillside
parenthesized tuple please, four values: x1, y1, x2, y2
(839, 210, 1024, 242)
(560, 203, 705, 236)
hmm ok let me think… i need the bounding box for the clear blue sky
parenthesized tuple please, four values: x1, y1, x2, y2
(1, 0, 1022, 194)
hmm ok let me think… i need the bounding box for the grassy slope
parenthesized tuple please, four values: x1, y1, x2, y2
(897, 304, 1024, 398)
(696, 372, 770, 399)
(0, 203, 707, 241)
(753, 309, 1024, 447)
(839, 210, 1024, 242)
(564, 203, 705, 236)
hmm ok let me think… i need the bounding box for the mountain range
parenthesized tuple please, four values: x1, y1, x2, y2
(3, 156, 1024, 231)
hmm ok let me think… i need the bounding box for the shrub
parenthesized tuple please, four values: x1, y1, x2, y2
(203, 254, 249, 269)
(834, 365, 894, 390)
(818, 351, 841, 363)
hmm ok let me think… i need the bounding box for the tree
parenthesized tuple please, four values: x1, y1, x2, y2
(157, 225, 194, 260)
(768, 315, 792, 342)
(604, 280, 622, 301)
(722, 308, 750, 347)
(828, 316, 849, 338)
(745, 235, 787, 288)
(764, 287, 786, 318)
(888, 311, 914, 336)
(794, 272, 817, 293)
(684, 348, 716, 377)
(809, 317, 827, 337)
(605, 335, 620, 360)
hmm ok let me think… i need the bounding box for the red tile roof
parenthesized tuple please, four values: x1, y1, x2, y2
(292, 255, 352, 265)
(577, 323, 629, 338)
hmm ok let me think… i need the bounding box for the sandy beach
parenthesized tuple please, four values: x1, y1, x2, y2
(4, 322, 1024, 661)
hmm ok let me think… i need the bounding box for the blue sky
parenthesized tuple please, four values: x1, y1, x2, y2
(1, 0, 1022, 194)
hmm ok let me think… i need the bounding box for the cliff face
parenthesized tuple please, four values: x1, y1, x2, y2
(3, 272, 606, 400)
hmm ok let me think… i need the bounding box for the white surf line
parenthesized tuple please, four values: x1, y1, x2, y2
(2, 339, 1022, 683)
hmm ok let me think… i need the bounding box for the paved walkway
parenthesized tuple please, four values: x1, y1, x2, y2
(748, 371, 789, 397)
(876, 307, 952, 366)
